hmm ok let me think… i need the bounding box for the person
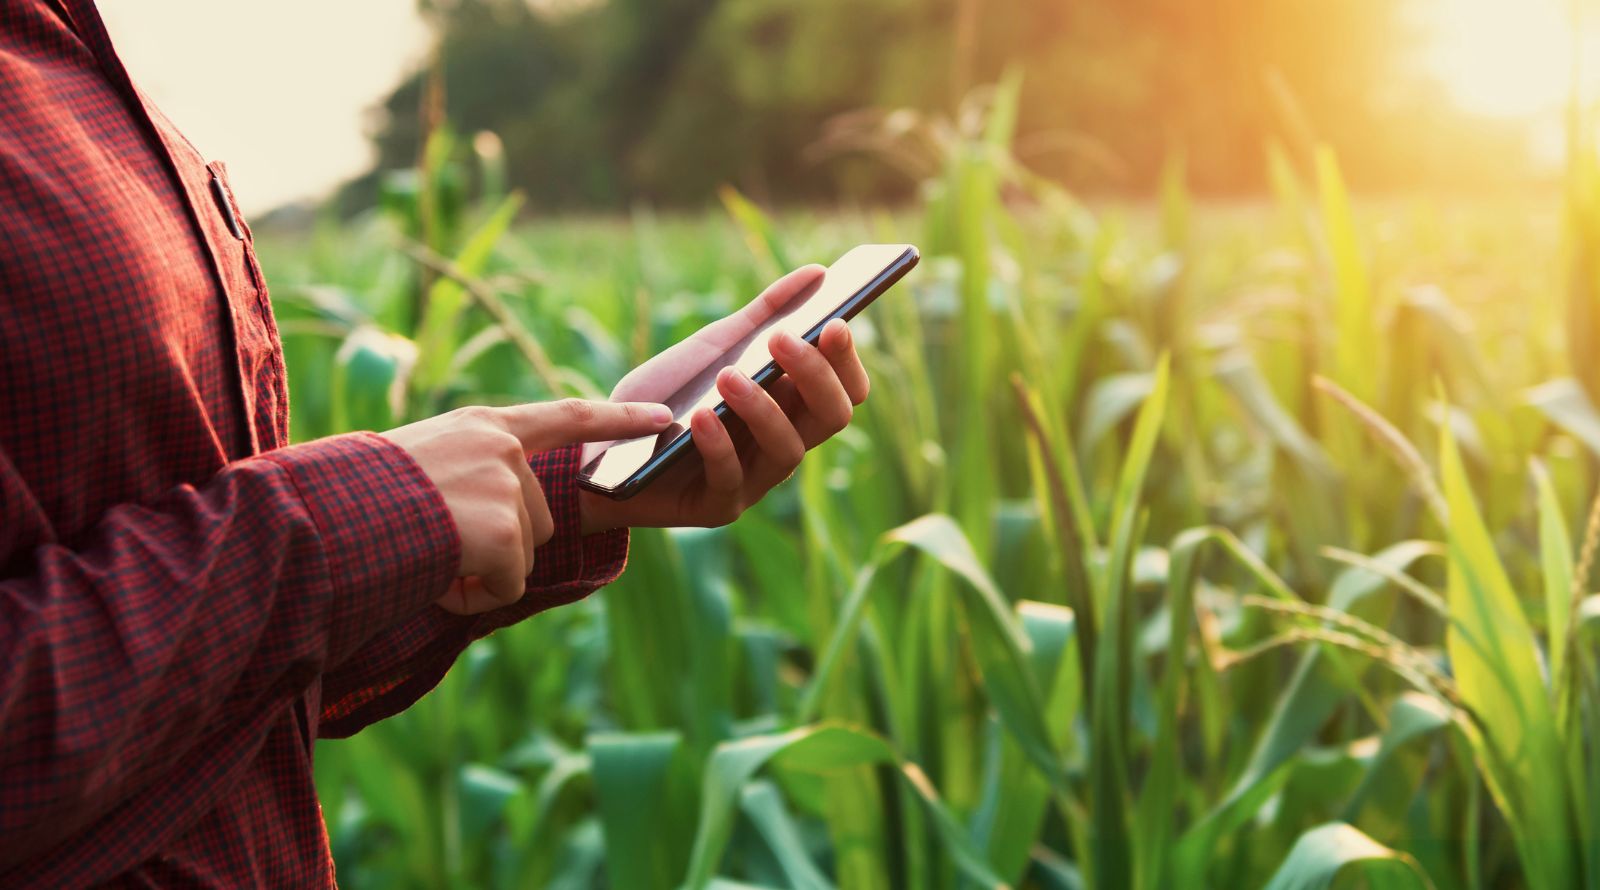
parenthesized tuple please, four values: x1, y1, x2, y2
(0, 0, 871, 885)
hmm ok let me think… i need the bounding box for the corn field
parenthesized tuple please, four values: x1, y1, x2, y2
(257, 79, 1600, 888)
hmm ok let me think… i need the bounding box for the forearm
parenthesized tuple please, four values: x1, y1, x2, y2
(0, 433, 457, 864)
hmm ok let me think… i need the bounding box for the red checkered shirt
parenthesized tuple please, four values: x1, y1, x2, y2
(0, 1, 628, 884)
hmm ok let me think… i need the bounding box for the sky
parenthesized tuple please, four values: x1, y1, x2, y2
(99, 1, 429, 215)
(97, 1, 1589, 214)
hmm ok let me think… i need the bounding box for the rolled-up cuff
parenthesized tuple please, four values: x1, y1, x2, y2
(521, 442, 629, 605)
(260, 432, 460, 662)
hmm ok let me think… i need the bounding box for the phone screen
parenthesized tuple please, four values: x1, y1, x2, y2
(579, 244, 918, 497)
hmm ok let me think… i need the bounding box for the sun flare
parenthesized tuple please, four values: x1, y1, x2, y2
(1424, 0, 1599, 116)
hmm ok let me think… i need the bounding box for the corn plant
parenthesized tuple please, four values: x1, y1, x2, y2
(245, 75, 1600, 889)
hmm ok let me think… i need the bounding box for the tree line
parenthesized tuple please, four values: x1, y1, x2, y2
(339, 0, 1529, 211)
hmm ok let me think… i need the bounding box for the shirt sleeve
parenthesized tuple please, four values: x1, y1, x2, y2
(318, 443, 628, 738)
(0, 432, 460, 867)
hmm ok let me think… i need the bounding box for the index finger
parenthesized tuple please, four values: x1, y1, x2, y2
(497, 398, 673, 452)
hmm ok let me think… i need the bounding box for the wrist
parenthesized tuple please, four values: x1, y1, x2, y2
(578, 489, 624, 536)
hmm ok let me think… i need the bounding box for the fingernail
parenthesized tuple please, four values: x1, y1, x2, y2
(772, 330, 801, 354)
(648, 404, 673, 424)
(827, 318, 850, 344)
(723, 368, 753, 396)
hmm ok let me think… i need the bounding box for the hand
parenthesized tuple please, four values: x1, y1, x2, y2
(383, 399, 671, 615)
(579, 266, 871, 533)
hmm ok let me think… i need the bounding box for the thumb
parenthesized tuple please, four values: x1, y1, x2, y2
(692, 264, 826, 347)
(498, 398, 673, 452)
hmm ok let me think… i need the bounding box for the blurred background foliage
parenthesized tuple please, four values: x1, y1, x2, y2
(244, 0, 1600, 887)
(324, 0, 1530, 213)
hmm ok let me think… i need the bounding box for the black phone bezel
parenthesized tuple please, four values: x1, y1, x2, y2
(577, 245, 919, 500)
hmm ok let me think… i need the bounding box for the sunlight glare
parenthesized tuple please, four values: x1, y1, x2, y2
(1425, 0, 1599, 117)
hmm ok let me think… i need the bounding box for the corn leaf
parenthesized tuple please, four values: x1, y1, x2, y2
(1529, 377, 1600, 459)
(681, 725, 1008, 890)
(592, 732, 697, 890)
(330, 326, 416, 432)
(1339, 692, 1453, 820)
(1171, 537, 1433, 878)
(1536, 462, 1576, 693)
(1088, 354, 1168, 889)
(797, 515, 1063, 789)
(737, 781, 834, 890)
(1317, 148, 1375, 403)
(412, 191, 524, 398)
(1441, 427, 1575, 888)
(1262, 822, 1434, 890)
(717, 186, 788, 279)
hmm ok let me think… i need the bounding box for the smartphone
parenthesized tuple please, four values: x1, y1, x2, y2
(578, 243, 919, 500)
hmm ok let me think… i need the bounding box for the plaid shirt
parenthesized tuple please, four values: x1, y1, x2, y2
(0, 1, 628, 885)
